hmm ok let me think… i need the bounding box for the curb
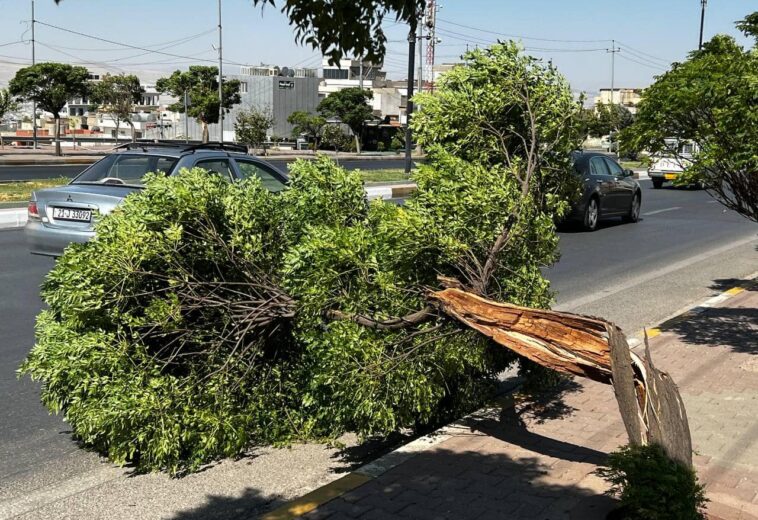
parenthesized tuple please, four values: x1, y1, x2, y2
(0, 157, 101, 166)
(262, 275, 758, 519)
(364, 183, 416, 200)
(261, 393, 517, 520)
(0, 208, 26, 229)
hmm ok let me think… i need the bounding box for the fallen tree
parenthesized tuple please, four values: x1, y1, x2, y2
(20, 43, 691, 473)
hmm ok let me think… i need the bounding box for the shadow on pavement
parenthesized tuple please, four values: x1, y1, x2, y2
(303, 437, 616, 519)
(666, 280, 757, 354)
(169, 487, 283, 520)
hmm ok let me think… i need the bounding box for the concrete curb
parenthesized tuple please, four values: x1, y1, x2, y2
(261, 275, 758, 519)
(0, 208, 26, 229)
(0, 157, 102, 166)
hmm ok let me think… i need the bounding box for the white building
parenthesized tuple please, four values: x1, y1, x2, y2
(594, 88, 643, 115)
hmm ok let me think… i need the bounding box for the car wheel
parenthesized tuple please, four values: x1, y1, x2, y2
(583, 197, 599, 231)
(623, 192, 641, 223)
(652, 179, 663, 189)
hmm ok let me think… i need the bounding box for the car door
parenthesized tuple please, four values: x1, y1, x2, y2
(604, 157, 634, 212)
(232, 159, 287, 192)
(588, 156, 615, 214)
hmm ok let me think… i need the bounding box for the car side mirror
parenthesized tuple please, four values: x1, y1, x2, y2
(623, 169, 634, 178)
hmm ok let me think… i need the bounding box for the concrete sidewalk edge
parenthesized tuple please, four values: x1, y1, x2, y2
(262, 276, 758, 520)
(0, 208, 27, 229)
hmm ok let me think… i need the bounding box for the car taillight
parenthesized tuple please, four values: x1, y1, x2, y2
(28, 200, 40, 219)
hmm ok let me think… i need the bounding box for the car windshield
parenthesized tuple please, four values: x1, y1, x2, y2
(72, 154, 178, 186)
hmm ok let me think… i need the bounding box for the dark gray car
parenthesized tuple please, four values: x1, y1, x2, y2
(25, 142, 288, 256)
(565, 151, 642, 231)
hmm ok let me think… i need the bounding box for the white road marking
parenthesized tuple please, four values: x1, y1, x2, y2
(643, 206, 682, 216)
(707, 200, 718, 204)
(555, 234, 758, 312)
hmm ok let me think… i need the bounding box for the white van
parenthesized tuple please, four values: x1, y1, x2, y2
(648, 139, 698, 189)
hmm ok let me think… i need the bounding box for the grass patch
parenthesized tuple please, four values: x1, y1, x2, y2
(620, 161, 647, 170)
(357, 168, 411, 184)
(0, 177, 70, 202)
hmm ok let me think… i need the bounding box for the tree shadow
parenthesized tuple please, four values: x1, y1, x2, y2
(661, 279, 757, 354)
(169, 487, 284, 520)
(302, 437, 617, 519)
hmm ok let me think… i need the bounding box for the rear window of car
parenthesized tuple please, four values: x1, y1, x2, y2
(73, 154, 178, 186)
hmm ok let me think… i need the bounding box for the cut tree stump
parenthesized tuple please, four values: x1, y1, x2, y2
(429, 287, 692, 467)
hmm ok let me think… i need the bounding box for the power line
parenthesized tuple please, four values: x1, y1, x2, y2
(614, 40, 670, 64)
(617, 52, 667, 71)
(616, 46, 670, 68)
(34, 19, 247, 67)
(437, 18, 612, 43)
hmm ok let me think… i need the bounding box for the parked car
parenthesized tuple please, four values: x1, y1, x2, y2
(565, 151, 642, 231)
(25, 142, 288, 257)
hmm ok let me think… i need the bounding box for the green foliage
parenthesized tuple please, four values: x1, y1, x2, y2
(21, 42, 582, 476)
(320, 124, 355, 152)
(318, 87, 374, 152)
(596, 444, 708, 520)
(89, 74, 144, 141)
(0, 88, 19, 120)
(156, 66, 241, 142)
(235, 107, 275, 150)
(580, 103, 635, 138)
(390, 128, 405, 151)
(411, 42, 583, 211)
(623, 12, 758, 221)
(288, 111, 326, 149)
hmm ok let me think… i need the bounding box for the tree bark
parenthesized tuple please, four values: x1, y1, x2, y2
(128, 121, 136, 142)
(428, 287, 692, 467)
(53, 116, 61, 156)
(202, 121, 209, 143)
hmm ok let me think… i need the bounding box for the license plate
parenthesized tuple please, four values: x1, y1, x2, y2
(664, 173, 677, 180)
(53, 207, 92, 222)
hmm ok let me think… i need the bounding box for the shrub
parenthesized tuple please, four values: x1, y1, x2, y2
(596, 444, 708, 520)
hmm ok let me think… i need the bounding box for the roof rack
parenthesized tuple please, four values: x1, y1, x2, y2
(113, 141, 249, 154)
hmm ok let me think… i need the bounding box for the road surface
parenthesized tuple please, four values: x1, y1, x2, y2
(0, 181, 755, 519)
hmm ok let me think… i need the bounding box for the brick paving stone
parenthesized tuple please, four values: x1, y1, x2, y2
(303, 288, 758, 519)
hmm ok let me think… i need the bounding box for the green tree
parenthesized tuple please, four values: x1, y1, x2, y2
(623, 12, 758, 221)
(287, 111, 326, 150)
(20, 43, 585, 474)
(156, 66, 241, 143)
(89, 74, 144, 143)
(0, 88, 19, 149)
(235, 106, 275, 154)
(318, 87, 374, 153)
(9, 62, 89, 156)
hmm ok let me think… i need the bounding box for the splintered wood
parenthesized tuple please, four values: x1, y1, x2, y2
(430, 288, 692, 467)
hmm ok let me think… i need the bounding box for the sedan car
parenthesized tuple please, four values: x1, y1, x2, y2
(565, 151, 642, 231)
(25, 142, 288, 256)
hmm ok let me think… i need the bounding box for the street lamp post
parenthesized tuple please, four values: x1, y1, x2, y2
(699, 0, 707, 50)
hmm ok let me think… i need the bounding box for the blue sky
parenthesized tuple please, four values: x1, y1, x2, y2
(0, 0, 752, 94)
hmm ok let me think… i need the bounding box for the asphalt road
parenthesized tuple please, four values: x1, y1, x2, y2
(0, 182, 755, 519)
(0, 159, 411, 182)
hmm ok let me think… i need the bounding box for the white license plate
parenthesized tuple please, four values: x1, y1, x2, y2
(53, 207, 92, 222)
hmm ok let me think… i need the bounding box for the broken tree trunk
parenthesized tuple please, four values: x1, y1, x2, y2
(429, 287, 693, 467)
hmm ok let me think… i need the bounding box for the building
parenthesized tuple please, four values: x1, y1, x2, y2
(227, 65, 320, 139)
(594, 88, 643, 114)
(319, 58, 386, 102)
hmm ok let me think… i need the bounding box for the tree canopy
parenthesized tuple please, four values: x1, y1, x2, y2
(317, 87, 374, 153)
(9, 62, 89, 155)
(623, 11, 758, 221)
(21, 43, 583, 474)
(156, 66, 241, 143)
(89, 74, 144, 142)
(288, 111, 326, 149)
(235, 106, 275, 153)
(0, 89, 19, 147)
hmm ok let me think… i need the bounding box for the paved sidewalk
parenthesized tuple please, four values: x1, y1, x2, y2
(297, 285, 758, 520)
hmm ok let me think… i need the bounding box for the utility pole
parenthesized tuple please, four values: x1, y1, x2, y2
(359, 57, 363, 90)
(417, 22, 423, 92)
(31, 0, 37, 149)
(184, 90, 189, 143)
(217, 0, 224, 143)
(607, 40, 620, 157)
(404, 26, 416, 174)
(699, 0, 707, 50)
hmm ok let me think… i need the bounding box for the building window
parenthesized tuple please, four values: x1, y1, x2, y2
(239, 82, 248, 94)
(323, 68, 349, 80)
